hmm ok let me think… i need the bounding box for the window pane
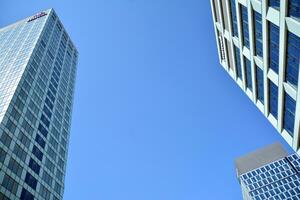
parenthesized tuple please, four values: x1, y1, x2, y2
(269, 81, 278, 119)
(285, 32, 300, 88)
(269, 23, 280, 73)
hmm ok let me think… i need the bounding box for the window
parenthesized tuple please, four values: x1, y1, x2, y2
(13, 144, 27, 162)
(285, 32, 300, 88)
(269, 0, 280, 10)
(25, 172, 37, 190)
(269, 81, 278, 119)
(244, 57, 252, 91)
(283, 93, 296, 136)
(0, 131, 12, 148)
(269, 23, 279, 73)
(20, 188, 34, 200)
(41, 114, 50, 128)
(38, 123, 48, 137)
(256, 66, 264, 103)
(0, 192, 9, 200)
(2, 174, 18, 194)
(241, 5, 249, 48)
(234, 46, 243, 80)
(35, 134, 46, 148)
(0, 147, 6, 162)
(29, 158, 41, 174)
(254, 11, 263, 57)
(230, 0, 238, 36)
(32, 145, 43, 161)
(8, 158, 23, 177)
(288, 0, 300, 21)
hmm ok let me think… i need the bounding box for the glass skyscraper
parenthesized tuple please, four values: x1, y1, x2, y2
(0, 9, 77, 200)
(235, 143, 300, 200)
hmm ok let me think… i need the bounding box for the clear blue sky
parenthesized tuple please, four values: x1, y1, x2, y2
(1, 1, 293, 199)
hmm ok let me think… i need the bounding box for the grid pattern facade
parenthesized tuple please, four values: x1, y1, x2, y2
(239, 154, 300, 200)
(210, 0, 300, 153)
(0, 9, 78, 200)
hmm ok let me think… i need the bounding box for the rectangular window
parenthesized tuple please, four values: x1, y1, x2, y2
(35, 134, 46, 149)
(32, 145, 43, 161)
(286, 32, 300, 88)
(269, 0, 280, 10)
(288, 0, 300, 21)
(8, 158, 23, 177)
(20, 188, 34, 200)
(29, 158, 41, 175)
(254, 11, 263, 57)
(234, 46, 243, 80)
(241, 5, 249, 48)
(269, 23, 280, 73)
(230, 0, 238, 36)
(25, 172, 37, 190)
(269, 81, 278, 119)
(283, 93, 296, 136)
(244, 57, 253, 91)
(2, 174, 18, 194)
(256, 66, 264, 103)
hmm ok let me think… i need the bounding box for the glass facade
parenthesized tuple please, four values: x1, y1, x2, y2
(269, 0, 280, 10)
(288, 0, 300, 21)
(0, 9, 77, 200)
(254, 11, 263, 58)
(230, 0, 238, 37)
(240, 154, 300, 200)
(286, 32, 300, 88)
(269, 23, 280, 73)
(234, 46, 242, 80)
(244, 57, 252, 91)
(256, 66, 264, 103)
(269, 81, 278, 119)
(241, 5, 250, 48)
(283, 93, 296, 137)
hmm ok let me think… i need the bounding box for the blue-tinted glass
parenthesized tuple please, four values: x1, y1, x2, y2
(29, 158, 40, 175)
(234, 46, 242, 80)
(254, 11, 263, 57)
(245, 57, 252, 91)
(256, 66, 264, 103)
(25, 172, 37, 190)
(288, 0, 300, 21)
(269, 23, 280, 73)
(286, 32, 300, 88)
(35, 134, 45, 149)
(284, 93, 296, 136)
(32, 145, 43, 161)
(241, 5, 250, 48)
(269, 81, 278, 119)
(230, 0, 238, 36)
(20, 188, 34, 200)
(269, 0, 280, 10)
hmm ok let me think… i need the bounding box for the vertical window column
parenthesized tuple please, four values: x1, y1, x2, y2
(241, 5, 250, 48)
(283, 93, 296, 136)
(286, 32, 300, 88)
(234, 46, 242, 80)
(256, 66, 264, 103)
(244, 57, 252, 91)
(269, 23, 280, 73)
(269, 81, 278, 119)
(254, 11, 263, 57)
(230, 0, 238, 36)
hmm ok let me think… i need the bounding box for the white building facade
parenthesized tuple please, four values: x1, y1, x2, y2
(210, 0, 300, 153)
